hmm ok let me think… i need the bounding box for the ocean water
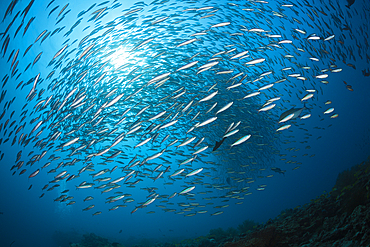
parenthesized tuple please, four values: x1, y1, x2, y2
(0, 0, 369, 246)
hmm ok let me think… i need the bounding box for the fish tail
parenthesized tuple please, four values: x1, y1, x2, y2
(303, 103, 311, 112)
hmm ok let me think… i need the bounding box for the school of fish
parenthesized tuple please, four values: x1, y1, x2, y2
(0, 0, 369, 217)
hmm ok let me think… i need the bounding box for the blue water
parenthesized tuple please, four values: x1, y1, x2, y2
(0, 0, 370, 246)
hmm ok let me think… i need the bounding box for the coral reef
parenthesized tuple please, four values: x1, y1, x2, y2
(237, 219, 258, 234)
(222, 158, 370, 247)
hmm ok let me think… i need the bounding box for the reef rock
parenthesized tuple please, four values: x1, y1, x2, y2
(224, 160, 370, 247)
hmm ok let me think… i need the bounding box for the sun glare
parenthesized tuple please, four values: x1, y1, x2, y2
(108, 47, 147, 70)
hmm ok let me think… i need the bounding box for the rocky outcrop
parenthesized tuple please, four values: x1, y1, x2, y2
(223, 160, 370, 247)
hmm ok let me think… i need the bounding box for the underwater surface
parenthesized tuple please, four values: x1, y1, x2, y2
(0, 0, 369, 246)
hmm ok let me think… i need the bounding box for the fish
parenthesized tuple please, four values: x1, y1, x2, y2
(301, 94, 314, 101)
(185, 168, 203, 178)
(29, 169, 39, 178)
(176, 38, 197, 48)
(211, 211, 223, 216)
(199, 91, 218, 102)
(245, 58, 265, 65)
(278, 106, 306, 123)
(279, 113, 295, 124)
(176, 61, 198, 72)
(271, 167, 286, 175)
(23, 17, 35, 36)
(224, 129, 239, 138)
(231, 135, 251, 147)
(323, 108, 334, 114)
(179, 186, 195, 195)
(170, 168, 184, 178)
(216, 102, 233, 115)
(243, 92, 260, 99)
(300, 114, 311, 120)
(211, 22, 230, 28)
(276, 125, 291, 132)
(197, 117, 217, 128)
(258, 104, 276, 112)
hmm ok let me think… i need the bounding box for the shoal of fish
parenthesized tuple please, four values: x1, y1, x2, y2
(0, 0, 368, 216)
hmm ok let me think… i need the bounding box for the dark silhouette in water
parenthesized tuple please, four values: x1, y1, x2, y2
(271, 167, 286, 176)
(346, 0, 355, 8)
(341, 24, 351, 31)
(278, 105, 306, 123)
(362, 69, 370, 77)
(213, 137, 226, 151)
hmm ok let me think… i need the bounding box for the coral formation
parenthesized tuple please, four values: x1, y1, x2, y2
(237, 219, 258, 234)
(221, 158, 370, 247)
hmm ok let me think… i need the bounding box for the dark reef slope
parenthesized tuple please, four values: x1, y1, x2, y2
(220, 158, 370, 247)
